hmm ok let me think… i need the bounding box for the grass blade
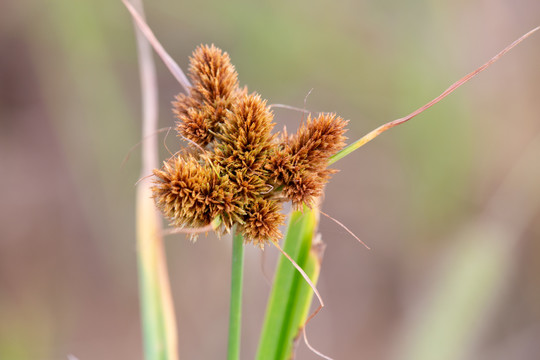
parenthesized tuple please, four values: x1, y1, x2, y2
(256, 206, 323, 360)
(329, 26, 539, 165)
(129, 0, 178, 358)
(136, 186, 169, 360)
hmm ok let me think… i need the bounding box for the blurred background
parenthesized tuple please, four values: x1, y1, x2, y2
(1, 0, 539, 359)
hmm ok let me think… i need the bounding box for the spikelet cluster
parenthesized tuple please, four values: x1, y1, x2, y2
(152, 44, 348, 247)
(267, 114, 348, 208)
(173, 45, 246, 147)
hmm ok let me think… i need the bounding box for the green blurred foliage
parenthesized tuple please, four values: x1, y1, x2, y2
(1, 0, 539, 359)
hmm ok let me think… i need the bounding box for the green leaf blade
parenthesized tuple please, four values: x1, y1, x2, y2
(256, 206, 321, 360)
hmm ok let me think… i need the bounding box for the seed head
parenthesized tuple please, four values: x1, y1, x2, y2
(268, 113, 348, 208)
(240, 198, 285, 248)
(174, 44, 245, 147)
(153, 46, 349, 246)
(152, 154, 242, 236)
(214, 94, 276, 174)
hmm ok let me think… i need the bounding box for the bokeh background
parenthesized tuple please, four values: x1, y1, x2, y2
(1, 0, 540, 359)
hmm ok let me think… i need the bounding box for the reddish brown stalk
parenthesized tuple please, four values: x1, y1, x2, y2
(329, 26, 540, 165)
(122, 0, 191, 92)
(319, 210, 370, 249)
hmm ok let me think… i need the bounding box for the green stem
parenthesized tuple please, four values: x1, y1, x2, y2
(227, 230, 245, 360)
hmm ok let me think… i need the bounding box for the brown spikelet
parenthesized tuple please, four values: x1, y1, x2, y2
(240, 198, 285, 247)
(227, 171, 267, 204)
(280, 170, 336, 208)
(173, 94, 213, 146)
(174, 45, 244, 147)
(268, 113, 348, 208)
(214, 93, 276, 174)
(287, 113, 348, 169)
(188, 44, 240, 102)
(152, 154, 242, 235)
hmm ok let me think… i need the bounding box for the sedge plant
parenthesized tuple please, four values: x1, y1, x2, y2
(125, 1, 539, 358)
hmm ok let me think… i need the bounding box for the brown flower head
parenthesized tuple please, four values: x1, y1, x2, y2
(268, 113, 348, 208)
(240, 198, 285, 247)
(174, 45, 245, 147)
(213, 94, 276, 187)
(188, 44, 240, 102)
(152, 154, 243, 235)
(153, 45, 348, 246)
